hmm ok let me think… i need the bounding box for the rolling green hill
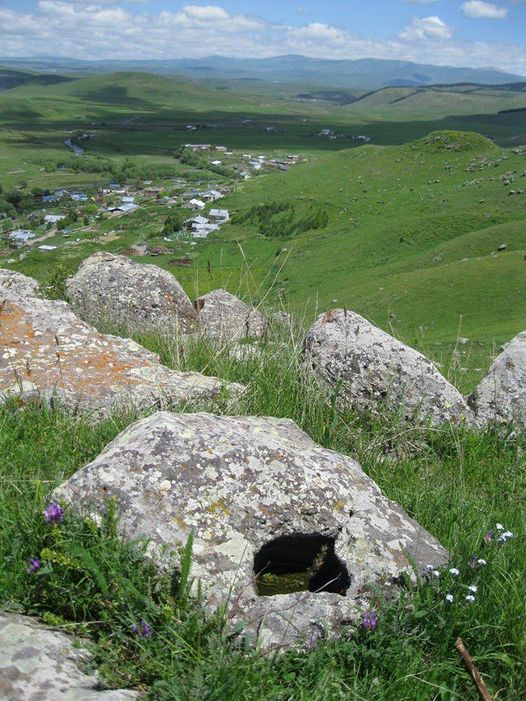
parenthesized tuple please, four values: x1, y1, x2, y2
(169, 131, 526, 385)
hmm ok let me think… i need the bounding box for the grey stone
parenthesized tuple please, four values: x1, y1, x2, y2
(304, 309, 473, 426)
(55, 411, 448, 650)
(0, 283, 242, 419)
(0, 269, 39, 298)
(0, 612, 139, 700)
(195, 289, 267, 342)
(469, 331, 526, 428)
(66, 253, 197, 334)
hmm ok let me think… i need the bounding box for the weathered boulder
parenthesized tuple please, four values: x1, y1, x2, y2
(195, 289, 267, 341)
(55, 411, 448, 650)
(0, 269, 39, 298)
(0, 612, 138, 700)
(0, 286, 242, 419)
(305, 309, 474, 426)
(66, 252, 197, 334)
(469, 331, 526, 427)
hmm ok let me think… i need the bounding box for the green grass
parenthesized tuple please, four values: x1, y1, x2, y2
(1, 330, 526, 699)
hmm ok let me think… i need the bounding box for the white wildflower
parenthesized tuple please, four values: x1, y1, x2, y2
(468, 585, 478, 593)
(445, 593, 454, 603)
(465, 594, 476, 603)
(496, 523, 504, 531)
(449, 568, 460, 576)
(477, 559, 487, 566)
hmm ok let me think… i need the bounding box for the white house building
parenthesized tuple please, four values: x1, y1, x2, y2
(188, 198, 206, 211)
(209, 208, 230, 224)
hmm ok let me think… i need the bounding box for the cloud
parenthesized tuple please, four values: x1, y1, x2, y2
(403, 1, 440, 4)
(400, 16, 453, 40)
(461, 1, 508, 18)
(0, 2, 525, 76)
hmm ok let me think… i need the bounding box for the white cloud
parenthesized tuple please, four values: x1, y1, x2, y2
(0, 2, 525, 76)
(461, 1, 508, 18)
(399, 16, 453, 41)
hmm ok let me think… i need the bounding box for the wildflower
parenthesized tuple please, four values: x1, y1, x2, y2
(468, 585, 478, 593)
(27, 558, 41, 574)
(496, 523, 504, 531)
(445, 593, 454, 603)
(362, 610, 378, 631)
(465, 594, 476, 603)
(432, 570, 440, 578)
(469, 556, 487, 569)
(132, 619, 152, 638)
(484, 530, 494, 544)
(426, 564, 434, 571)
(449, 568, 460, 577)
(43, 503, 64, 525)
(477, 558, 487, 566)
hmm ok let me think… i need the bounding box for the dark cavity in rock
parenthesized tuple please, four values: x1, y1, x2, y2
(253, 533, 351, 597)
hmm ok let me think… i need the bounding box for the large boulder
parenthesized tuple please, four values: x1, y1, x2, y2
(0, 612, 138, 700)
(469, 331, 526, 428)
(0, 269, 39, 298)
(195, 289, 267, 341)
(305, 309, 473, 426)
(66, 252, 197, 334)
(0, 282, 242, 419)
(55, 412, 448, 650)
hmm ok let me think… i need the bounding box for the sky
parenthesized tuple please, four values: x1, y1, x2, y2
(0, 1, 525, 75)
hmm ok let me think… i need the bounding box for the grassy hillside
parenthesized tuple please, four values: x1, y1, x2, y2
(344, 83, 526, 120)
(166, 131, 526, 386)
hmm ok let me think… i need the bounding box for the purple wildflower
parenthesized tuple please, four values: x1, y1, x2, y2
(484, 530, 494, 544)
(132, 619, 152, 638)
(362, 610, 378, 631)
(43, 502, 64, 525)
(27, 558, 41, 574)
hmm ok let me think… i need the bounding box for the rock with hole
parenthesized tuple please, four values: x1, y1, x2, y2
(469, 331, 526, 428)
(66, 252, 197, 334)
(0, 612, 138, 700)
(305, 309, 474, 426)
(55, 411, 448, 650)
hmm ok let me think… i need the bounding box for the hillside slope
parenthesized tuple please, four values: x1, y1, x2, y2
(175, 131, 526, 375)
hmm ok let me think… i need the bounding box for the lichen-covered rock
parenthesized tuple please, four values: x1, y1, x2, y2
(469, 331, 526, 427)
(0, 612, 138, 700)
(55, 411, 448, 650)
(0, 269, 39, 298)
(305, 309, 473, 426)
(195, 289, 267, 341)
(0, 288, 242, 419)
(66, 252, 197, 334)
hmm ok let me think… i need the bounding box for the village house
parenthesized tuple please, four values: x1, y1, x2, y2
(193, 223, 219, 239)
(188, 198, 206, 211)
(9, 230, 35, 246)
(184, 144, 211, 152)
(185, 215, 209, 231)
(201, 189, 223, 202)
(209, 208, 230, 224)
(107, 202, 139, 214)
(210, 160, 223, 166)
(44, 214, 66, 224)
(215, 146, 228, 152)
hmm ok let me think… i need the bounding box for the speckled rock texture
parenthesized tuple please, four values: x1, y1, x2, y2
(195, 289, 267, 341)
(0, 269, 39, 298)
(469, 331, 526, 428)
(0, 612, 139, 700)
(305, 309, 473, 426)
(66, 253, 197, 334)
(0, 284, 242, 419)
(55, 411, 448, 650)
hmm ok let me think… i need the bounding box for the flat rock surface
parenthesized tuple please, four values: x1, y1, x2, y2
(56, 411, 448, 650)
(0, 612, 138, 700)
(469, 331, 526, 427)
(195, 289, 267, 341)
(66, 252, 197, 334)
(0, 285, 241, 418)
(305, 309, 473, 426)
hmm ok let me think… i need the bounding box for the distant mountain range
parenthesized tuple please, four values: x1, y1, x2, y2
(0, 55, 523, 90)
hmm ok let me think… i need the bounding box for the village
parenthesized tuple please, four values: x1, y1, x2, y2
(0, 142, 305, 263)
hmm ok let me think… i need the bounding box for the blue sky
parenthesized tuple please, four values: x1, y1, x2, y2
(1, 1, 525, 74)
